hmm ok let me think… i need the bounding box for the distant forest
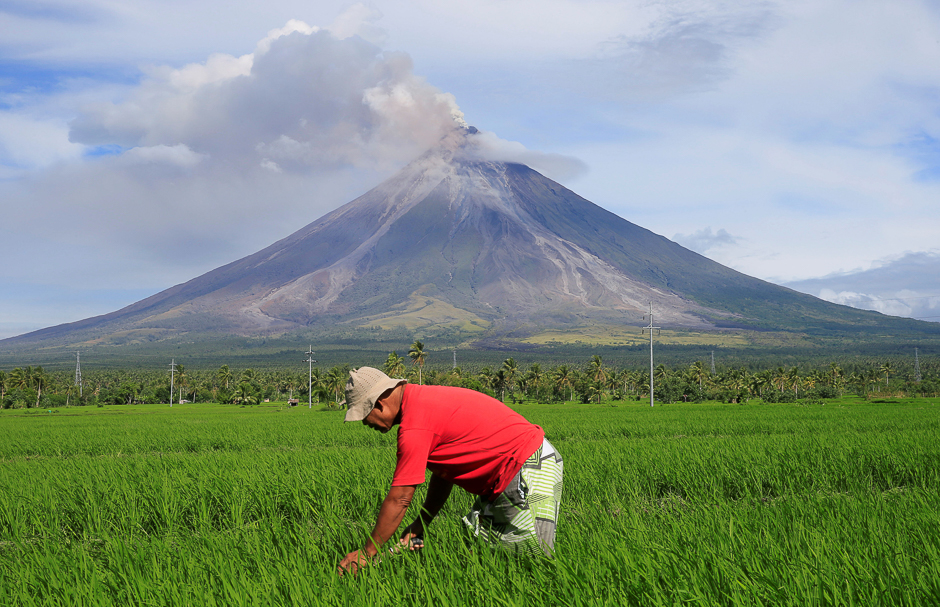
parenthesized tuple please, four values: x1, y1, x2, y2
(2, 342, 937, 409)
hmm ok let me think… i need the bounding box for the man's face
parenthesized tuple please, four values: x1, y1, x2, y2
(362, 391, 396, 433)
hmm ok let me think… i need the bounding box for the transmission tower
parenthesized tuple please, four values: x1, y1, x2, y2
(304, 346, 317, 409)
(74, 351, 83, 397)
(711, 351, 716, 375)
(453, 347, 457, 369)
(641, 302, 660, 408)
(914, 347, 922, 383)
(168, 359, 177, 407)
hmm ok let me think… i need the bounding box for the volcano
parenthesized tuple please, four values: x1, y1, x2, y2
(6, 128, 934, 349)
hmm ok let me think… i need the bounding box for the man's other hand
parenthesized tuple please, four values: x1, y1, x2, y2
(337, 550, 369, 576)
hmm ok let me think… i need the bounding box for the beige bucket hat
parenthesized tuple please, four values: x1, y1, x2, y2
(343, 367, 406, 422)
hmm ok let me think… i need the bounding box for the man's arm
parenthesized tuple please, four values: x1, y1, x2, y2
(338, 484, 417, 575)
(400, 472, 454, 543)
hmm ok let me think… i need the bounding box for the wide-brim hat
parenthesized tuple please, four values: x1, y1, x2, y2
(344, 367, 406, 422)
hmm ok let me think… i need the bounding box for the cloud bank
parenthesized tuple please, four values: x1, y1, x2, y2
(67, 19, 466, 173)
(784, 251, 940, 322)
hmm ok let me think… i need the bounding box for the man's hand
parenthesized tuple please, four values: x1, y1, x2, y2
(338, 549, 370, 577)
(397, 522, 425, 552)
(400, 519, 424, 544)
(336, 485, 417, 576)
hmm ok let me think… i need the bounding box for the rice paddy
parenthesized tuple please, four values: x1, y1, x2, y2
(1, 398, 939, 606)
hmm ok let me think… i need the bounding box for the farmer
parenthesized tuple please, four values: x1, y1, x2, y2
(337, 367, 563, 575)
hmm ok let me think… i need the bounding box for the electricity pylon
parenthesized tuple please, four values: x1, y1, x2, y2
(642, 302, 661, 408)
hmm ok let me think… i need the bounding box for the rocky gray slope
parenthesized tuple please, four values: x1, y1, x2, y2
(7, 128, 931, 347)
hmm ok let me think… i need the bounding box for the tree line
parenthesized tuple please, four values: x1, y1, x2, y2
(2, 341, 937, 409)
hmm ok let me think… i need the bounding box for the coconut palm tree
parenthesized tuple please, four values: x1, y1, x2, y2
(492, 369, 508, 401)
(586, 381, 606, 403)
(233, 381, 258, 406)
(689, 361, 708, 389)
(786, 367, 801, 398)
(9, 367, 29, 392)
(175, 363, 188, 404)
(606, 373, 620, 399)
(828, 363, 842, 388)
(408, 341, 427, 385)
(588, 355, 606, 384)
(715, 368, 743, 402)
(31, 366, 46, 408)
(384, 352, 406, 378)
(553, 365, 573, 402)
(880, 361, 893, 386)
(326, 366, 347, 406)
(772, 367, 787, 392)
(503, 358, 518, 399)
(654, 364, 668, 384)
(524, 363, 543, 400)
(309, 368, 324, 404)
(217, 365, 232, 390)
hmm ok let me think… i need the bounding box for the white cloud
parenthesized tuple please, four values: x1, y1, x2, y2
(784, 251, 940, 322)
(259, 158, 282, 173)
(462, 130, 588, 182)
(0, 112, 84, 173)
(327, 3, 386, 45)
(812, 289, 940, 322)
(67, 21, 469, 171)
(254, 19, 319, 55)
(557, 0, 940, 284)
(585, 1, 775, 100)
(672, 227, 739, 254)
(123, 144, 206, 167)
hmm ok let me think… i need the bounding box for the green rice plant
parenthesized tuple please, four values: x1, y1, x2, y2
(1, 399, 939, 605)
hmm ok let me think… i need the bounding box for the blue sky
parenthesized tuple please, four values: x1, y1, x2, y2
(2, 0, 940, 339)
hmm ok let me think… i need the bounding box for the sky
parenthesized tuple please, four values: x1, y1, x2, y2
(2, 0, 940, 339)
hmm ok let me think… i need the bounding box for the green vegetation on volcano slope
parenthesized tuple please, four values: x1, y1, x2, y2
(2, 399, 939, 606)
(3, 319, 940, 374)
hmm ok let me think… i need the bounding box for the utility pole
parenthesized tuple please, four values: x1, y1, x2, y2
(168, 359, 176, 407)
(304, 346, 317, 409)
(642, 302, 660, 408)
(914, 347, 922, 383)
(74, 351, 83, 397)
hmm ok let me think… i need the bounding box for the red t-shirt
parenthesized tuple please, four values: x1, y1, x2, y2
(391, 384, 544, 500)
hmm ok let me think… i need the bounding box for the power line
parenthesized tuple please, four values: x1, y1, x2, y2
(74, 351, 83, 397)
(642, 302, 660, 408)
(303, 346, 317, 409)
(168, 359, 176, 407)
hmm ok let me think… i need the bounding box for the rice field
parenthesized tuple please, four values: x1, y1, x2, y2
(1, 398, 939, 606)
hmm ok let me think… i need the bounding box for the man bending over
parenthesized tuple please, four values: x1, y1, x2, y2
(338, 367, 563, 575)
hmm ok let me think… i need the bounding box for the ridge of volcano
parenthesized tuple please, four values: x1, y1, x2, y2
(6, 128, 937, 350)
